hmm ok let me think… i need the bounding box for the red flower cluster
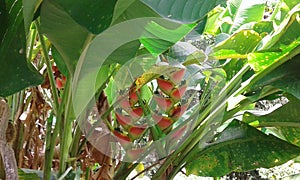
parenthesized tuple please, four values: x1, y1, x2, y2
(111, 66, 189, 157)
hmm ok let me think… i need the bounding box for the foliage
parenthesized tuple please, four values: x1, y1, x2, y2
(1, 0, 300, 179)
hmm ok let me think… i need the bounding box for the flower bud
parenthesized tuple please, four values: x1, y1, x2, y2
(157, 78, 174, 95)
(170, 68, 185, 85)
(169, 103, 188, 119)
(170, 84, 187, 103)
(113, 130, 131, 149)
(128, 126, 147, 140)
(115, 112, 132, 130)
(153, 94, 173, 112)
(152, 113, 174, 130)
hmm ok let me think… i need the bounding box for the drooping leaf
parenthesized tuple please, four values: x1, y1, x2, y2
(248, 37, 300, 72)
(112, 0, 159, 24)
(140, 21, 196, 56)
(72, 18, 161, 115)
(53, 0, 117, 34)
(259, 3, 300, 50)
(40, 0, 91, 75)
(51, 46, 69, 77)
(243, 96, 300, 127)
(237, 21, 274, 35)
(203, 6, 225, 35)
(141, 0, 226, 23)
(185, 120, 300, 177)
(106, 40, 141, 65)
(228, 0, 265, 33)
(212, 29, 262, 56)
(249, 55, 300, 99)
(243, 96, 300, 147)
(0, 0, 43, 97)
(169, 42, 200, 62)
(23, 0, 42, 35)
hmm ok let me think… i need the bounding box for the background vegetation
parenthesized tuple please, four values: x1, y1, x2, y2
(1, 0, 300, 179)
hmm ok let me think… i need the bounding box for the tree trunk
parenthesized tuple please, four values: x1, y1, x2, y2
(0, 98, 18, 180)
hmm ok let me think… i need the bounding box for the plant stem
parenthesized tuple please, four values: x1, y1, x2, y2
(35, 19, 60, 180)
(35, 20, 59, 115)
(59, 78, 73, 175)
(26, 27, 37, 63)
(69, 117, 83, 161)
(153, 65, 251, 179)
(114, 162, 138, 180)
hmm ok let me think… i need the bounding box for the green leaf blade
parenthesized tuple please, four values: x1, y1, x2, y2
(185, 120, 300, 177)
(141, 0, 226, 23)
(0, 0, 43, 97)
(54, 0, 117, 34)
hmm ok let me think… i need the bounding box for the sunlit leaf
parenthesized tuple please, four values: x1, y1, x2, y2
(212, 29, 262, 55)
(243, 96, 300, 147)
(248, 37, 300, 72)
(249, 55, 300, 99)
(259, 4, 300, 50)
(228, 0, 265, 33)
(140, 21, 196, 56)
(185, 120, 300, 177)
(203, 6, 225, 35)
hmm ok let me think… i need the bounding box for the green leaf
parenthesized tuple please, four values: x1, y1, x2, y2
(203, 6, 225, 35)
(228, 0, 265, 33)
(141, 0, 226, 23)
(40, 0, 91, 75)
(253, 21, 274, 35)
(112, 0, 159, 24)
(106, 40, 141, 65)
(185, 120, 300, 177)
(222, 59, 247, 81)
(140, 21, 196, 56)
(237, 21, 274, 35)
(212, 29, 262, 55)
(248, 37, 300, 72)
(72, 18, 159, 115)
(243, 96, 300, 127)
(111, 0, 136, 23)
(51, 46, 69, 77)
(243, 96, 300, 147)
(19, 168, 57, 180)
(259, 3, 300, 50)
(18, 169, 43, 180)
(0, 0, 43, 97)
(249, 55, 300, 99)
(169, 42, 207, 64)
(23, 0, 42, 35)
(271, 0, 299, 25)
(53, 0, 117, 34)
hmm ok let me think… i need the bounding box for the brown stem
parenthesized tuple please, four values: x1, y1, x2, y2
(0, 98, 18, 180)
